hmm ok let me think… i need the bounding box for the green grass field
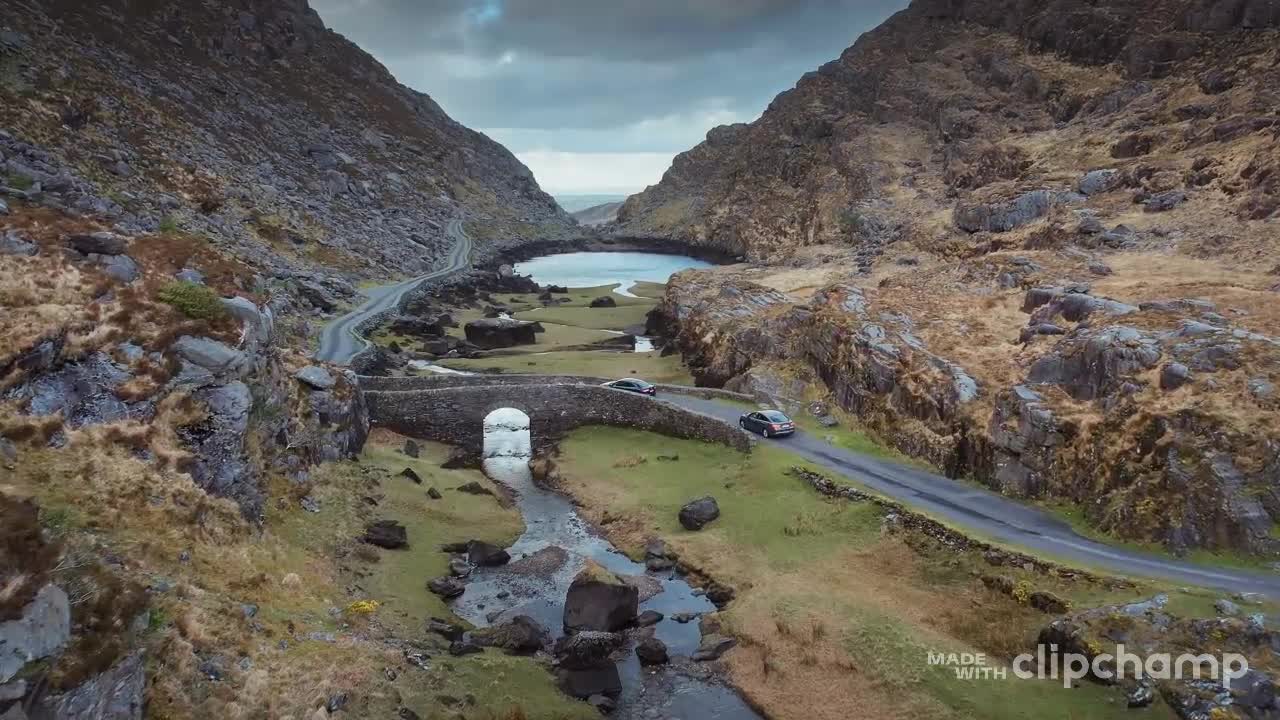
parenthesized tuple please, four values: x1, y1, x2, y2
(279, 437, 594, 719)
(440, 349, 694, 384)
(553, 427, 1209, 720)
(516, 304, 654, 331)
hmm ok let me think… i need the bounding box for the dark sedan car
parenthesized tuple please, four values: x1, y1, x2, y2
(603, 378, 657, 396)
(739, 410, 796, 438)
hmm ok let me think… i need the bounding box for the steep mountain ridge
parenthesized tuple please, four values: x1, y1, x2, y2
(1, 0, 573, 284)
(616, 0, 1279, 261)
(629, 0, 1280, 556)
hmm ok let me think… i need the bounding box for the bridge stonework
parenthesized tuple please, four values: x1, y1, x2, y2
(362, 380, 752, 454)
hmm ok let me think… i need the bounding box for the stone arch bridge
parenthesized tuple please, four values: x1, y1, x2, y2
(359, 374, 753, 454)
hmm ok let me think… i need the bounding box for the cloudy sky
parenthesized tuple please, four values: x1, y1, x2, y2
(312, 1, 907, 196)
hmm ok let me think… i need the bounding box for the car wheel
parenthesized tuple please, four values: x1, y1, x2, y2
(762, 427, 771, 439)
(739, 419, 746, 429)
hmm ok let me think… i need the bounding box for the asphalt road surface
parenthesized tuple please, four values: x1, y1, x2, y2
(664, 393, 1280, 596)
(315, 218, 472, 365)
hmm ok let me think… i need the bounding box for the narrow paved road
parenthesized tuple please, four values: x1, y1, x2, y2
(664, 393, 1280, 596)
(315, 218, 472, 365)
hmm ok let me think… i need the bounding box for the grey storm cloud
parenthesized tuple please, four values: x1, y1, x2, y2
(312, 1, 906, 192)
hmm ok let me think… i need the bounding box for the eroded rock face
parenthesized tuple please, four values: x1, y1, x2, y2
(652, 263, 1280, 555)
(35, 650, 145, 720)
(0, 584, 71, 684)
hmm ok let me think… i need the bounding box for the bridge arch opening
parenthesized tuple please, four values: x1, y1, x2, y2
(482, 407, 531, 459)
(482, 407, 533, 493)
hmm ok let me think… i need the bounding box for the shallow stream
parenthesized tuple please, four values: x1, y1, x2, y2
(455, 408, 760, 719)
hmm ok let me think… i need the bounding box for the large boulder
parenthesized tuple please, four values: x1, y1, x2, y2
(589, 296, 617, 308)
(467, 540, 511, 567)
(556, 665, 622, 700)
(294, 366, 336, 390)
(678, 496, 721, 531)
(172, 336, 248, 376)
(563, 562, 638, 632)
(463, 318, 538, 349)
(554, 631, 623, 670)
(361, 520, 408, 549)
(474, 615, 548, 654)
(67, 231, 127, 255)
(635, 637, 669, 665)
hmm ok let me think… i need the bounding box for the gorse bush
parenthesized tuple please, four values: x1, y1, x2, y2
(157, 281, 226, 321)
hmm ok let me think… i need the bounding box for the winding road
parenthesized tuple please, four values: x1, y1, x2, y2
(315, 218, 472, 365)
(664, 393, 1280, 596)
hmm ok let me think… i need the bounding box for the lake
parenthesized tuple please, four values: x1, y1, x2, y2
(514, 251, 713, 297)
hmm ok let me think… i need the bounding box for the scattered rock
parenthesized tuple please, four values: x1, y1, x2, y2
(589, 296, 617, 308)
(636, 610, 663, 627)
(692, 634, 737, 662)
(67, 231, 127, 255)
(427, 577, 465, 599)
(678, 496, 720, 531)
(361, 520, 408, 549)
(448, 640, 482, 656)
(447, 558, 471, 578)
(1127, 683, 1155, 708)
(1160, 363, 1192, 390)
(456, 481, 494, 496)
(1248, 377, 1275, 400)
(398, 467, 422, 484)
(427, 618, 465, 641)
(635, 637, 669, 665)
(403, 439, 420, 458)
(295, 366, 336, 390)
(1214, 598, 1241, 617)
(587, 694, 617, 715)
(0, 230, 37, 256)
(426, 487, 442, 500)
(175, 268, 204, 284)
(1143, 190, 1187, 212)
(1078, 169, 1120, 195)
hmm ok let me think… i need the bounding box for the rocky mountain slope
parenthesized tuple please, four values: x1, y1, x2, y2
(1, 0, 573, 286)
(571, 200, 624, 227)
(0, 1, 578, 716)
(631, 0, 1280, 555)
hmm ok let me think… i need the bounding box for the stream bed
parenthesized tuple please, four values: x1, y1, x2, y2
(455, 409, 761, 719)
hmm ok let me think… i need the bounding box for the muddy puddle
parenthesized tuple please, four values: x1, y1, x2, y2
(452, 408, 761, 719)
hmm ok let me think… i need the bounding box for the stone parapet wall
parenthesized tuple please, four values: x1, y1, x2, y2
(364, 383, 752, 453)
